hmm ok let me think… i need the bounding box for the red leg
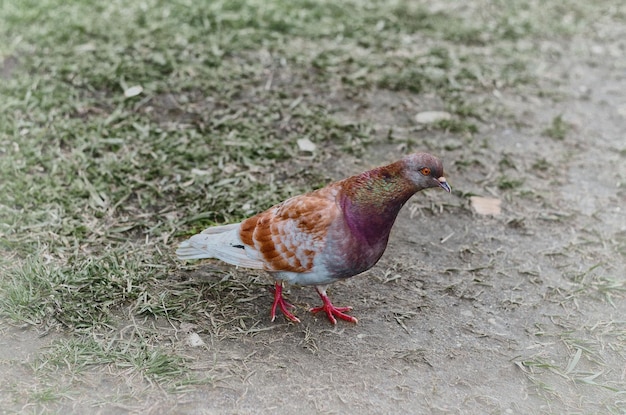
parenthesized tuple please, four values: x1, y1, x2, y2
(310, 286, 358, 324)
(270, 282, 300, 323)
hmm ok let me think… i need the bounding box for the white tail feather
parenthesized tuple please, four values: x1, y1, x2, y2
(200, 223, 240, 235)
(176, 223, 265, 269)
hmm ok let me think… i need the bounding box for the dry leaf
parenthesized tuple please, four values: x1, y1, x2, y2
(470, 196, 501, 215)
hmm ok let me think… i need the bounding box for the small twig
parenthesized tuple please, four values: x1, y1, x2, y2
(440, 232, 455, 244)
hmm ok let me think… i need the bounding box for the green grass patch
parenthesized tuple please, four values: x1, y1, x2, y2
(34, 334, 208, 389)
(1, 252, 163, 330)
(543, 115, 570, 140)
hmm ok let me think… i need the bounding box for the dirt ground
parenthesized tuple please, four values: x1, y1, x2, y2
(2, 8, 626, 415)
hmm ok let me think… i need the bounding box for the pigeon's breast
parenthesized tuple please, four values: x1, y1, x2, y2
(271, 224, 388, 286)
(319, 219, 390, 279)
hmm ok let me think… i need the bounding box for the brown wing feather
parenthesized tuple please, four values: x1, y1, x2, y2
(239, 186, 340, 272)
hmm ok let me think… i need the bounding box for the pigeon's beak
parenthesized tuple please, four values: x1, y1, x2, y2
(437, 177, 451, 193)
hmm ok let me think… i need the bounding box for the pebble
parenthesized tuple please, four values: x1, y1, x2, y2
(187, 332, 205, 347)
(297, 137, 317, 152)
(124, 85, 143, 98)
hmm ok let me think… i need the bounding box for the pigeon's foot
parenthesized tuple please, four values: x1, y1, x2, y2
(270, 282, 300, 323)
(311, 286, 358, 324)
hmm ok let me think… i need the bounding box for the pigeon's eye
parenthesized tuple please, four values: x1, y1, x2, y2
(420, 167, 431, 176)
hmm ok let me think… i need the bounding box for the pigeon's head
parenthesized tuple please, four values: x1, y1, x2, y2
(403, 153, 451, 193)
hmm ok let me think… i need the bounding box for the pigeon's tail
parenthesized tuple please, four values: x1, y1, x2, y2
(175, 240, 217, 260)
(176, 223, 265, 269)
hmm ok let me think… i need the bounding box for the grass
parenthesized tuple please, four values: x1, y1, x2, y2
(34, 335, 204, 389)
(543, 115, 570, 140)
(1, 0, 625, 410)
(517, 316, 626, 411)
(517, 254, 626, 411)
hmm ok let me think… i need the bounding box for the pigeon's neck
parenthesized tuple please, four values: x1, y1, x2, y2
(340, 161, 417, 246)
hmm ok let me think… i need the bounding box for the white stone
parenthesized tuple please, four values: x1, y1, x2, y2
(124, 85, 143, 98)
(297, 137, 317, 152)
(415, 111, 452, 124)
(187, 332, 205, 347)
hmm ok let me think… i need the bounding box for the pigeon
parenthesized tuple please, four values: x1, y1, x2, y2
(176, 152, 451, 324)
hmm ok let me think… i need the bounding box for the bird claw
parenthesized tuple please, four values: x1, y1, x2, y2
(310, 287, 358, 325)
(270, 283, 358, 325)
(310, 304, 358, 324)
(270, 282, 301, 323)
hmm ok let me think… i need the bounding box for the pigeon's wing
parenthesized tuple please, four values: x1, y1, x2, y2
(239, 186, 341, 272)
